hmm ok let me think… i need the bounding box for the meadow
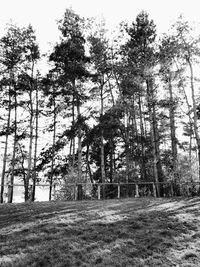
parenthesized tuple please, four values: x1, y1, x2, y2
(0, 197, 200, 266)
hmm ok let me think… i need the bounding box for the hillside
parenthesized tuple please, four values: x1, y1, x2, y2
(0, 197, 200, 266)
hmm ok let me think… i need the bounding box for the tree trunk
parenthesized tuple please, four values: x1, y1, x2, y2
(124, 107, 131, 191)
(0, 92, 11, 203)
(168, 74, 178, 181)
(86, 144, 93, 183)
(130, 94, 139, 179)
(32, 80, 39, 201)
(146, 77, 162, 196)
(49, 89, 56, 201)
(107, 74, 115, 105)
(72, 79, 82, 183)
(77, 99, 82, 182)
(100, 81, 106, 197)
(72, 92, 76, 167)
(18, 144, 27, 199)
(153, 102, 163, 182)
(138, 93, 147, 180)
(179, 79, 194, 180)
(26, 82, 34, 201)
(8, 87, 17, 203)
(189, 124, 193, 180)
(109, 136, 115, 183)
(100, 131, 106, 183)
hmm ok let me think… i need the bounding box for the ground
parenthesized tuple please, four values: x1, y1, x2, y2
(0, 197, 200, 267)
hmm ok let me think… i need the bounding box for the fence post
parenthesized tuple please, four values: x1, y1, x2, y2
(98, 184, 101, 200)
(4, 183, 8, 203)
(29, 185, 33, 200)
(135, 184, 139, 197)
(53, 184, 56, 200)
(117, 184, 120, 199)
(153, 183, 157, 197)
(74, 184, 77, 201)
(186, 183, 189, 196)
(170, 182, 174, 197)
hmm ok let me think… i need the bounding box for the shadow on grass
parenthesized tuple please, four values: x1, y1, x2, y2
(1, 198, 200, 266)
(0, 200, 100, 228)
(0, 198, 153, 229)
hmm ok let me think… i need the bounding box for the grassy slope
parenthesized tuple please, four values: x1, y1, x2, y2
(0, 197, 200, 267)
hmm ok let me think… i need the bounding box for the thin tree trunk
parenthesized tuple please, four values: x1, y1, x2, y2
(73, 79, 82, 183)
(26, 81, 34, 202)
(100, 82, 106, 182)
(77, 99, 82, 182)
(180, 81, 194, 180)
(72, 92, 76, 167)
(26, 60, 36, 201)
(100, 82, 106, 198)
(125, 108, 130, 184)
(86, 144, 93, 183)
(177, 76, 194, 179)
(0, 92, 11, 203)
(69, 138, 72, 156)
(107, 74, 115, 105)
(109, 137, 114, 183)
(125, 109, 131, 197)
(100, 83, 106, 183)
(138, 93, 147, 180)
(18, 143, 27, 191)
(168, 74, 178, 182)
(32, 80, 39, 201)
(8, 87, 17, 203)
(131, 94, 138, 177)
(146, 77, 161, 196)
(189, 128, 193, 180)
(49, 90, 56, 201)
(153, 103, 163, 181)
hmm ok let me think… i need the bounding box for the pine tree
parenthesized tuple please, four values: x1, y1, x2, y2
(49, 8, 90, 195)
(122, 11, 163, 195)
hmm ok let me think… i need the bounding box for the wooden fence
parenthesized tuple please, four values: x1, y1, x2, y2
(1, 181, 200, 203)
(53, 181, 200, 201)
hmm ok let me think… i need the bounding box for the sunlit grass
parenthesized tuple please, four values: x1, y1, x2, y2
(0, 198, 200, 266)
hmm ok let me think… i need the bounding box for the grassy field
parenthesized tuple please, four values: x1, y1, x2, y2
(0, 197, 200, 267)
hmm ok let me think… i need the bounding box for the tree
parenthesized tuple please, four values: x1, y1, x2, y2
(32, 73, 40, 201)
(121, 12, 163, 194)
(170, 17, 200, 182)
(0, 24, 40, 202)
(159, 35, 179, 183)
(49, 8, 90, 196)
(0, 77, 12, 203)
(88, 22, 113, 190)
(41, 71, 65, 200)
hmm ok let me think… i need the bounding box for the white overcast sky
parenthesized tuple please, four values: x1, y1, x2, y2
(0, 0, 200, 53)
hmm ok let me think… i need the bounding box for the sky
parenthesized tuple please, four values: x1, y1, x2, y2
(0, 0, 200, 54)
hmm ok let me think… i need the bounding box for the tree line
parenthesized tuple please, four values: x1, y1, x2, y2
(0, 9, 200, 202)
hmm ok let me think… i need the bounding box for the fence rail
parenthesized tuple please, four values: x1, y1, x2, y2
(1, 181, 200, 203)
(54, 181, 200, 201)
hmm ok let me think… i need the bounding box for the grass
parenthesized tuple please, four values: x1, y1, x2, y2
(0, 197, 200, 266)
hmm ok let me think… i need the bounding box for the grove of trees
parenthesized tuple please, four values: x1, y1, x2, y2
(1, 9, 200, 202)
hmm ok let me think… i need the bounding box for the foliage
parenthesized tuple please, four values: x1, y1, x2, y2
(1, 10, 200, 202)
